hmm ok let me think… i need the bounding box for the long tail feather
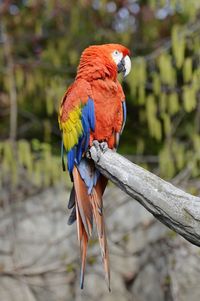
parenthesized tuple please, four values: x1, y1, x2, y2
(91, 184, 110, 291)
(73, 166, 93, 236)
(68, 186, 75, 209)
(75, 201, 83, 243)
(67, 206, 76, 225)
(75, 201, 88, 289)
(70, 165, 110, 290)
(80, 230, 88, 289)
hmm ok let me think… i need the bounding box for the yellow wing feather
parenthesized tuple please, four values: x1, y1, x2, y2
(59, 106, 83, 151)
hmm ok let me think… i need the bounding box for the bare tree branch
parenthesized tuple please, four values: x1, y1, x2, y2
(89, 147, 200, 247)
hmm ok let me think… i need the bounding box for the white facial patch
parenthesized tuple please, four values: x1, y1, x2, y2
(111, 50, 123, 65)
(123, 55, 131, 77)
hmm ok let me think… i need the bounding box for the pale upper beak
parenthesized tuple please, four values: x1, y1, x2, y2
(117, 55, 131, 77)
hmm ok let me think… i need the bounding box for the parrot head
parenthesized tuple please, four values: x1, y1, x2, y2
(76, 44, 131, 80)
(109, 44, 131, 77)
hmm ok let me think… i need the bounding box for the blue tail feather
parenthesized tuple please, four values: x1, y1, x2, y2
(77, 158, 100, 194)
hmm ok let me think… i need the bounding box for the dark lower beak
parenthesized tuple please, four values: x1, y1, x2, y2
(117, 58, 126, 76)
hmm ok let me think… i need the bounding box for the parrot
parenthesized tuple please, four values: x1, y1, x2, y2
(58, 44, 131, 290)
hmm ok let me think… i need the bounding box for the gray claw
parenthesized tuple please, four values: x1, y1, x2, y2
(86, 150, 91, 159)
(92, 140, 101, 162)
(99, 142, 108, 153)
(92, 140, 100, 148)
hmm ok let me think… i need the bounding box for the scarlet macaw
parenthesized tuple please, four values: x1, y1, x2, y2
(58, 44, 131, 290)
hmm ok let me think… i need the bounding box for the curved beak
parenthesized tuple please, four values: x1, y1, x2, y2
(117, 55, 131, 77)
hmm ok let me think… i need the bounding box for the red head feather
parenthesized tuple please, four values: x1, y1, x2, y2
(76, 44, 130, 81)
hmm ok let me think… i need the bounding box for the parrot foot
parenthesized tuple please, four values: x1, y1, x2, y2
(87, 140, 108, 162)
(92, 140, 102, 162)
(99, 141, 108, 153)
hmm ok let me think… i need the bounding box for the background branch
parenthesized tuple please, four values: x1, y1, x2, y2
(89, 147, 200, 247)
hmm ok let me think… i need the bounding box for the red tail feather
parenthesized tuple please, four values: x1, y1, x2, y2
(73, 167, 93, 236)
(91, 190, 110, 290)
(72, 167, 110, 290)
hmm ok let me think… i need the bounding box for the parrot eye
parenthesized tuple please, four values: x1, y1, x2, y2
(112, 50, 123, 65)
(113, 50, 119, 56)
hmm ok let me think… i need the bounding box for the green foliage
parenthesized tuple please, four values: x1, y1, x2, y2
(183, 58, 192, 83)
(124, 17, 200, 179)
(158, 53, 176, 86)
(146, 95, 162, 141)
(0, 140, 66, 188)
(172, 25, 186, 69)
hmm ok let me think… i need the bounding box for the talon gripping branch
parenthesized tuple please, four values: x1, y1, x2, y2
(58, 44, 131, 290)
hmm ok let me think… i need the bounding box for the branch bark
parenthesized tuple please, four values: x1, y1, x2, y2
(89, 147, 200, 247)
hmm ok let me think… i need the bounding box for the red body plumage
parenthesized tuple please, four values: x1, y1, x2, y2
(59, 44, 130, 290)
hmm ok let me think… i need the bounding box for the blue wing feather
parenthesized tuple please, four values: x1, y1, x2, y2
(65, 97, 95, 173)
(64, 97, 99, 194)
(76, 137, 83, 164)
(121, 100, 127, 134)
(67, 148, 76, 172)
(61, 140, 66, 171)
(114, 100, 127, 150)
(87, 98, 95, 131)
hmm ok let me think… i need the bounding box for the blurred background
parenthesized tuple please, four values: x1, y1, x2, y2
(0, 0, 200, 300)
